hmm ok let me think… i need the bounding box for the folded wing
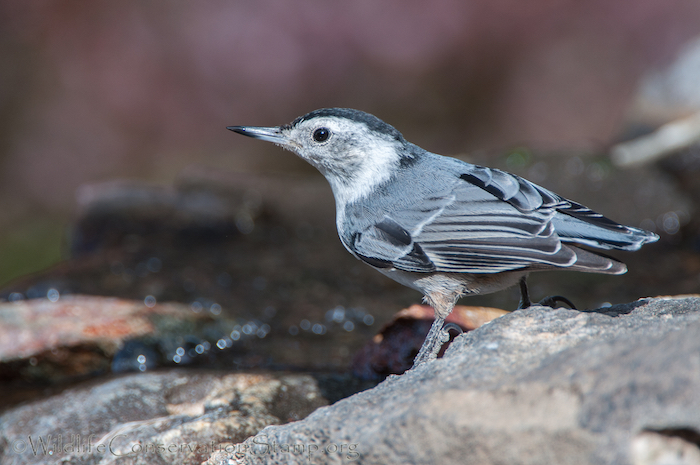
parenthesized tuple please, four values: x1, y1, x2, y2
(348, 164, 657, 275)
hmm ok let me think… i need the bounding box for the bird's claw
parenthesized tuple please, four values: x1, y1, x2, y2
(442, 322, 463, 340)
(517, 276, 577, 310)
(537, 295, 577, 309)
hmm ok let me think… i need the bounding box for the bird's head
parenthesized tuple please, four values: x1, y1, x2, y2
(229, 108, 416, 204)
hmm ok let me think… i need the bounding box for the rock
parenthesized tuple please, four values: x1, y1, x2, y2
(0, 371, 329, 465)
(631, 430, 700, 465)
(0, 295, 235, 387)
(207, 296, 700, 465)
(352, 304, 508, 380)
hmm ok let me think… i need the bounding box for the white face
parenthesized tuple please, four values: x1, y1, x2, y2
(281, 117, 397, 177)
(278, 116, 406, 204)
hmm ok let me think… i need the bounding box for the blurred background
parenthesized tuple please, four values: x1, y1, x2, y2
(2, 0, 700, 284)
(1, 0, 700, 382)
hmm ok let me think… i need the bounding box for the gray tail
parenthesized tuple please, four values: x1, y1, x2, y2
(552, 200, 659, 251)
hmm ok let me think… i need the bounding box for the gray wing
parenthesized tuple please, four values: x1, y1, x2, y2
(347, 164, 657, 274)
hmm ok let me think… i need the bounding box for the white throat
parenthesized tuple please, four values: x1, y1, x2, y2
(326, 142, 401, 204)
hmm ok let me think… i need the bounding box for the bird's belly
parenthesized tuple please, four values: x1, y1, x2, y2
(377, 267, 527, 300)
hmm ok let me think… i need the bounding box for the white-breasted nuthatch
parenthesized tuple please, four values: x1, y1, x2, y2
(228, 108, 659, 367)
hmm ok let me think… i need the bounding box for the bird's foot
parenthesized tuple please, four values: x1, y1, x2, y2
(519, 294, 577, 310)
(517, 276, 577, 310)
(537, 295, 576, 309)
(412, 319, 464, 368)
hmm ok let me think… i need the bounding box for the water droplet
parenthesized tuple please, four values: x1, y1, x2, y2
(343, 321, 355, 332)
(312, 323, 326, 335)
(363, 314, 375, 326)
(236, 212, 255, 234)
(47, 289, 60, 302)
(326, 306, 346, 323)
(190, 301, 203, 313)
(288, 325, 299, 336)
(257, 324, 271, 338)
(210, 303, 222, 315)
(661, 211, 680, 234)
(300, 319, 311, 331)
(144, 295, 156, 308)
(111, 341, 158, 373)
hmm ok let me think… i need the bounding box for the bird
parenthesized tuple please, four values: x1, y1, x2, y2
(228, 108, 659, 367)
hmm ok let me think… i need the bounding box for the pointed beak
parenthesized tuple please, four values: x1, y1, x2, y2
(227, 125, 295, 148)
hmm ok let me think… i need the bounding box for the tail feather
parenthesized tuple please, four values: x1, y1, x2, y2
(564, 245, 627, 275)
(552, 210, 659, 251)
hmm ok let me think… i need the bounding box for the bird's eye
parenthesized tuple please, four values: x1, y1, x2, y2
(312, 127, 330, 142)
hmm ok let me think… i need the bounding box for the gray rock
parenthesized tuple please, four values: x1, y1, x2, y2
(207, 296, 700, 465)
(0, 371, 328, 465)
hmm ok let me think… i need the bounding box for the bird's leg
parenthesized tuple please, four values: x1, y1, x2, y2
(518, 276, 531, 309)
(517, 275, 577, 310)
(412, 315, 446, 367)
(412, 292, 461, 367)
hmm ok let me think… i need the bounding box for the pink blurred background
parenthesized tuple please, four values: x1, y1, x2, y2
(1, 0, 700, 284)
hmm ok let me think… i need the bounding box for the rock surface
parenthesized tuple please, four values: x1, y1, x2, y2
(0, 295, 237, 391)
(0, 371, 329, 465)
(206, 296, 700, 465)
(0, 296, 219, 363)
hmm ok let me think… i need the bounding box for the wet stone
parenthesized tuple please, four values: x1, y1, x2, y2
(0, 295, 238, 391)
